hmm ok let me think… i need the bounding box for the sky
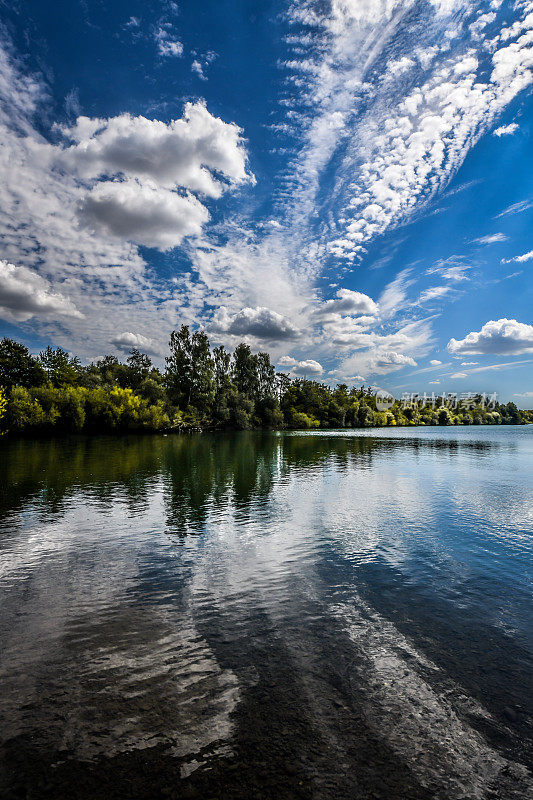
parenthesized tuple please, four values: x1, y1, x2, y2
(0, 0, 532, 405)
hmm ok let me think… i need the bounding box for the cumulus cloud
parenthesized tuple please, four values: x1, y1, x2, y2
(110, 332, 160, 354)
(501, 249, 533, 264)
(279, 356, 323, 375)
(80, 180, 209, 249)
(448, 319, 533, 355)
(212, 306, 300, 341)
(315, 288, 378, 318)
(493, 122, 519, 136)
(0, 37, 261, 359)
(374, 351, 417, 370)
(335, 348, 418, 379)
(0, 260, 82, 322)
(57, 102, 255, 252)
(450, 372, 467, 378)
(429, 359, 442, 365)
(61, 102, 252, 197)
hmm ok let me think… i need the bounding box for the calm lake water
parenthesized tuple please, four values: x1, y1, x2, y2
(0, 427, 532, 799)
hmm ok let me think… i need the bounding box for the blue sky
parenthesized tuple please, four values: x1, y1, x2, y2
(0, 0, 532, 404)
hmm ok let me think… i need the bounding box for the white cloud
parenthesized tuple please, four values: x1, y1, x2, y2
(460, 361, 478, 365)
(501, 249, 533, 264)
(450, 372, 468, 378)
(515, 391, 533, 398)
(191, 60, 206, 80)
(61, 102, 252, 197)
(154, 26, 183, 58)
(430, 359, 442, 365)
(448, 319, 533, 355)
(472, 232, 508, 245)
(378, 268, 415, 318)
(470, 12, 496, 39)
(429, 380, 440, 384)
(279, 356, 297, 367)
(315, 3, 533, 261)
(290, 359, 324, 376)
(279, 355, 323, 375)
(417, 286, 451, 303)
(0, 260, 82, 322)
(315, 288, 378, 317)
(319, 313, 377, 345)
(374, 351, 417, 369)
(110, 332, 160, 354)
(426, 256, 472, 282)
(493, 122, 519, 136)
(211, 306, 300, 341)
(0, 36, 267, 362)
(335, 348, 418, 379)
(79, 180, 209, 250)
(495, 198, 533, 217)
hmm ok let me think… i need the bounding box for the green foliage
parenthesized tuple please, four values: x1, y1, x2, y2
(0, 338, 47, 389)
(39, 345, 81, 387)
(0, 334, 531, 435)
(6, 387, 48, 431)
(0, 386, 8, 432)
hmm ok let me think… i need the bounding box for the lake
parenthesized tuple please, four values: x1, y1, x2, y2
(0, 427, 531, 799)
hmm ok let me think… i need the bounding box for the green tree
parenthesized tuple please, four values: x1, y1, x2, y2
(165, 326, 193, 408)
(0, 338, 47, 389)
(39, 345, 81, 387)
(212, 345, 233, 426)
(232, 343, 259, 400)
(190, 331, 215, 417)
(126, 348, 152, 390)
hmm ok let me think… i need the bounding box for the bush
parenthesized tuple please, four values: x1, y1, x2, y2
(290, 411, 320, 429)
(7, 387, 47, 432)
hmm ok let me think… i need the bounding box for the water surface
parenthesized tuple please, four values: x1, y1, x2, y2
(0, 427, 531, 799)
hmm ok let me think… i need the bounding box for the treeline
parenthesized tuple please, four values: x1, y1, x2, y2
(0, 331, 531, 435)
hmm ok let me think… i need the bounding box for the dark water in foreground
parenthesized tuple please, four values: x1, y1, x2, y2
(0, 427, 531, 800)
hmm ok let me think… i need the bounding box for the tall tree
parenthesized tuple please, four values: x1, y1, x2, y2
(256, 352, 276, 401)
(0, 338, 47, 389)
(213, 345, 232, 399)
(39, 346, 81, 387)
(232, 343, 259, 400)
(126, 348, 152, 390)
(190, 331, 215, 416)
(165, 326, 193, 408)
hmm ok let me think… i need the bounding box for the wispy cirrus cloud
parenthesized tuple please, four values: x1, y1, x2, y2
(494, 198, 533, 218)
(472, 232, 508, 245)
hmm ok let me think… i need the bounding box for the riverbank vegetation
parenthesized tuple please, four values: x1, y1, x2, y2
(0, 332, 531, 435)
